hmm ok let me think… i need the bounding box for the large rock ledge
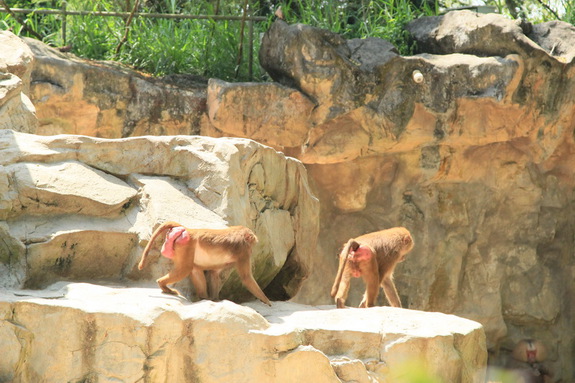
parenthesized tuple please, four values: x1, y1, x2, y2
(0, 282, 486, 383)
(0, 130, 319, 302)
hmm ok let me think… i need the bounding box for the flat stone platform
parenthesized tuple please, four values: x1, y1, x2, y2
(0, 282, 486, 383)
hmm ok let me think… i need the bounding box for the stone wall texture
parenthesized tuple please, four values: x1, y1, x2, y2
(2, 8, 574, 381)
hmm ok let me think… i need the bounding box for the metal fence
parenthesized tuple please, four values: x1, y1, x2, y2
(0, 5, 268, 79)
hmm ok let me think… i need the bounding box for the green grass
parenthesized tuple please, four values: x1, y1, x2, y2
(62, 0, 266, 80)
(564, 0, 575, 24)
(0, 0, 62, 45)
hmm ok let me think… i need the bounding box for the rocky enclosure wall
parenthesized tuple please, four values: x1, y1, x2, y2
(0, 29, 487, 383)
(1, 9, 574, 380)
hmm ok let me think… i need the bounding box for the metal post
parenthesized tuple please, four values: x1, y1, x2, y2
(61, 1, 67, 45)
(248, 5, 254, 81)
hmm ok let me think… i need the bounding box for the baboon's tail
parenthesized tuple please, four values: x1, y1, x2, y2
(330, 239, 354, 297)
(138, 221, 180, 270)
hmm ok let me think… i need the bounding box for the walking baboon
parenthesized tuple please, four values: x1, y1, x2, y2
(331, 227, 413, 308)
(138, 221, 271, 306)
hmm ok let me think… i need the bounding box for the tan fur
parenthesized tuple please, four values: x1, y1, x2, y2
(138, 221, 271, 306)
(330, 227, 413, 308)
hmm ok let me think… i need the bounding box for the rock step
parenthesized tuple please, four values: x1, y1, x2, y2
(0, 282, 486, 383)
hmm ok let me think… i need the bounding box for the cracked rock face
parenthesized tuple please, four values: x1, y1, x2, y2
(255, 12, 575, 380)
(23, 35, 208, 138)
(0, 282, 486, 383)
(0, 130, 319, 303)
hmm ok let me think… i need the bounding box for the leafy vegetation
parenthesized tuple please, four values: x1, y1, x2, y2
(444, 0, 574, 23)
(280, 0, 439, 55)
(0, 0, 572, 81)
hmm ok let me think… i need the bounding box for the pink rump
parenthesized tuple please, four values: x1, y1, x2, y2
(350, 245, 373, 262)
(161, 226, 190, 259)
(348, 245, 373, 278)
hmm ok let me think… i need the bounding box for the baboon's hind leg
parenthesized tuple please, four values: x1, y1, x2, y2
(157, 268, 189, 296)
(237, 259, 271, 306)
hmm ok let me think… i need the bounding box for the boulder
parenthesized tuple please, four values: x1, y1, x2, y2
(259, 20, 372, 124)
(405, 10, 546, 58)
(0, 282, 487, 383)
(5, 161, 136, 218)
(0, 31, 34, 85)
(0, 130, 319, 302)
(528, 20, 575, 63)
(207, 79, 314, 150)
(0, 32, 37, 133)
(24, 37, 208, 138)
